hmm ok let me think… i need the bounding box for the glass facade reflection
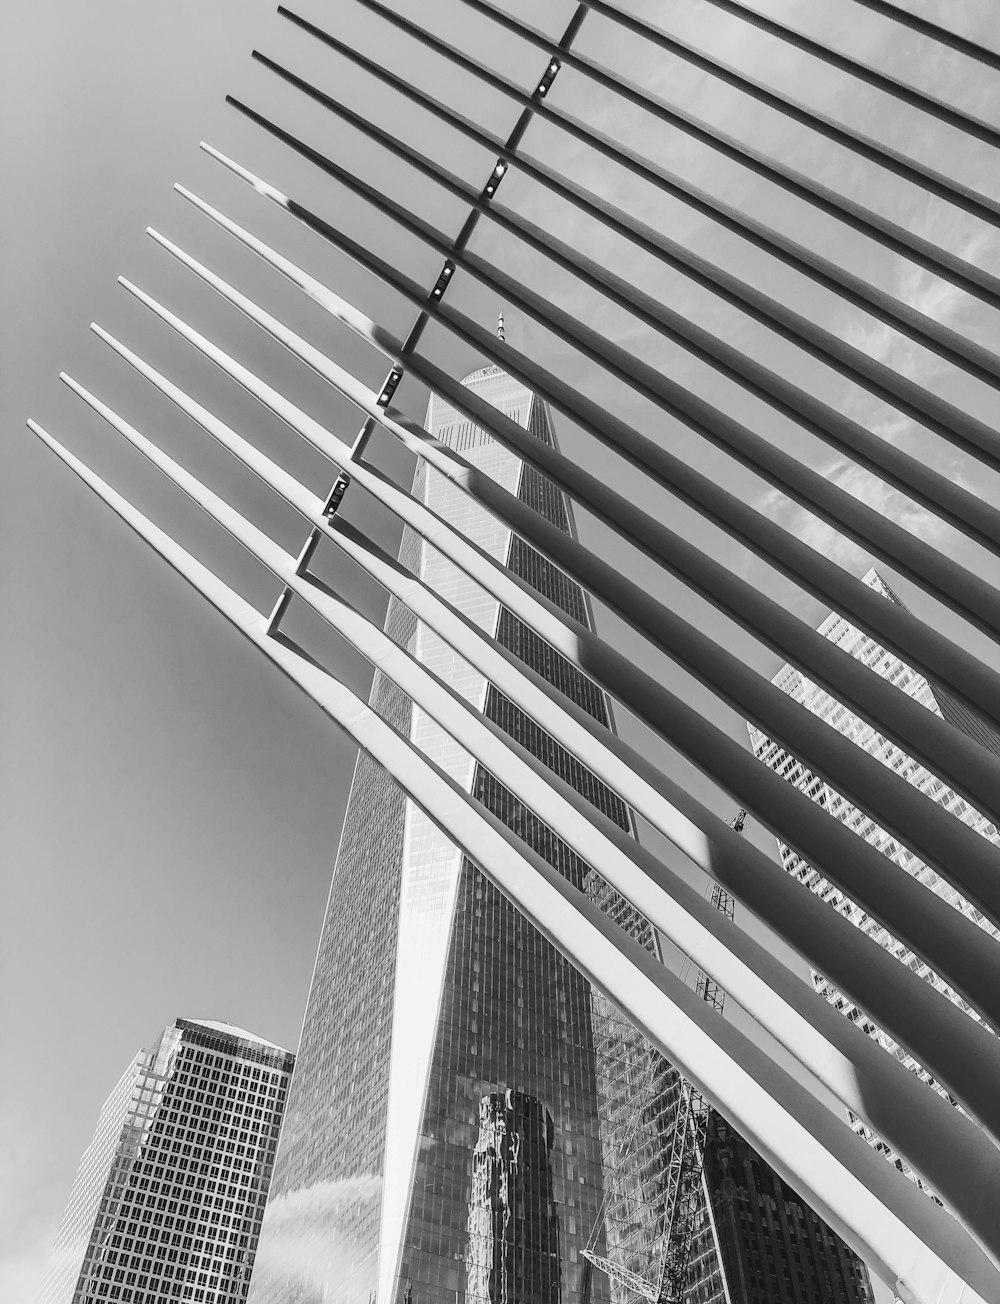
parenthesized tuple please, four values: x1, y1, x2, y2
(748, 567, 1000, 1191)
(39, 1019, 294, 1304)
(466, 1091, 560, 1304)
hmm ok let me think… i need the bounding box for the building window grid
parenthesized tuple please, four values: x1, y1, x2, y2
(43, 1025, 291, 1304)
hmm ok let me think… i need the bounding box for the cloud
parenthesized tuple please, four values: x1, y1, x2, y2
(260, 1175, 382, 1232)
(841, 225, 998, 380)
(742, 442, 962, 582)
(0, 1240, 53, 1304)
(0, 1103, 66, 1304)
(250, 1175, 382, 1302)
(757, 222, 998, 579)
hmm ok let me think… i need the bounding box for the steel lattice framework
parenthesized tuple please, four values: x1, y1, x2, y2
(24, 3, 1000, 1302)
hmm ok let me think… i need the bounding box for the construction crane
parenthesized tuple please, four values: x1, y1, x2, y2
(583, 811, 747, 1304)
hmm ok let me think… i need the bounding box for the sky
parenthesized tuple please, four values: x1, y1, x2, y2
(4, 0, 1000, 1300)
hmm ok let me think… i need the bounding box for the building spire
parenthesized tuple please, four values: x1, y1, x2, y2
(497, 310, 505, 343)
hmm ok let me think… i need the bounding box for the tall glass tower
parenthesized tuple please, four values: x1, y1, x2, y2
(748, 567, 1000, 1190)
(248, 364, 704, 1304)
(39, 1019, 294, 1304)
(250, 365, 872, 1304)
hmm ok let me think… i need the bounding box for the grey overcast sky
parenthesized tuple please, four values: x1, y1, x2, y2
(4, 1, 1000, 1300)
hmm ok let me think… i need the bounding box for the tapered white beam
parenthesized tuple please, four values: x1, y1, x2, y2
(61, 374, 850, 1066)
(145, 226, 1000, 919)
(544, 0, 1000, 224)
(204, 139, 1000, 661)
(258, 15, 1000, 446)
(329, 0, 1000, 271)
(128, 247, 1000, 1001)
(246, 45, 1000, 511)
(25, 416, 1000, 1304)
(63, 361, 1000, 1250)
(90, 325, 1000, 1197)
(692, 0, 1000, 144)
(113, 275, 1000, 1043)
(449, 0, 1000, 308)
(850, 0, 1000, 67)
(171, 185, 1000, 814)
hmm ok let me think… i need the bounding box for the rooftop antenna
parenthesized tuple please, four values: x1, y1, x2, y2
(497, 310, 506, 342)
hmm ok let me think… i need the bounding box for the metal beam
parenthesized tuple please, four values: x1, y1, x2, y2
(142, 235, 1000, 945)
(256, 36, 1000, 438)
(164, 196, 1000, 832)
(811, 0, 1000, 73)
(345, 0, 587, 462)
(222, 81, 1000, 522)
(90, 321, 1000, 1160)
(212, 115, 1000, 650)
(447, 0, 1000, 311)
(691, 0, 1000, 146)
(575, 0, 1000, 225)
(112, 276, 1000, 1041)
(24, 416, 1000, 1304)
(200, 142, 1000, 735)
(319, 0, 1000, 370)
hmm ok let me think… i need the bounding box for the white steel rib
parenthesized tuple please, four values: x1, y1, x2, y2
(116, 268, 1000, 1050)
(60, 364, 1000, 1260)
(144, 221, 1000, 951)
(86, 319, 1000, 1182)
(25, 416, 1000, 1304)
(24, 4, 1000, 1300)
(101, 286, 1000, 1150)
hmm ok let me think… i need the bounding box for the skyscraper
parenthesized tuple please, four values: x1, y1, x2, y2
(249, 364, 628, 1304)
(702, 1114, 874, 1304)
(248, 363, 873, 1304)
(39, 1018, 294, 1304)
(748, 567, 1000, 1188)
